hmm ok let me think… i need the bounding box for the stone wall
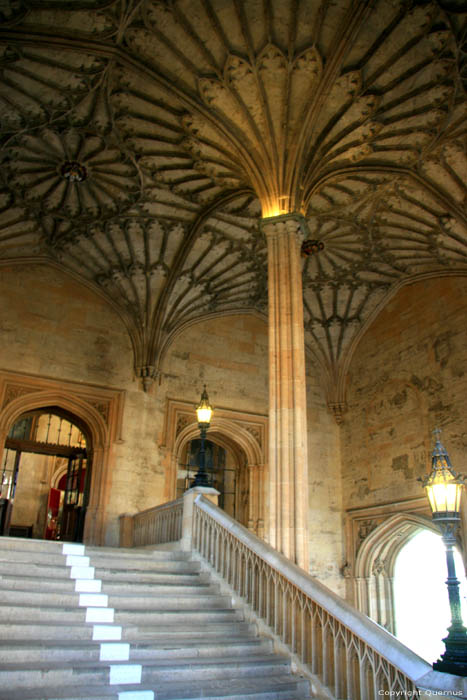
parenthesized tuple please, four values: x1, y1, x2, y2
(342, 275, 467, 516)
(162, 314, 269, 415)
(0, 263, 133, 386)
(106, 313, 270, 543)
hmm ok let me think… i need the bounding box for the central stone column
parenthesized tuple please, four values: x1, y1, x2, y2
(262, 214, 309, 570)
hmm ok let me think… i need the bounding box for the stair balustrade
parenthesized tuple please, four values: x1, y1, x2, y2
(120, 491, 466, 699)
(132, 496, 183, 546)
(192, 495, 434, 699)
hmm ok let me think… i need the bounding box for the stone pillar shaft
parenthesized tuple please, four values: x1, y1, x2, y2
(263, 215, 309, 569)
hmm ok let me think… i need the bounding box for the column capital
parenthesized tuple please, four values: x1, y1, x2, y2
(247, 463, 264, 471)
(328, 401, 347, 424)
(260, 212, 308, 241)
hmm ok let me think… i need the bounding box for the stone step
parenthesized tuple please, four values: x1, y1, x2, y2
(0, 637, 272, 663)
(0, 537, 187, 561)
(0, 621, 257, 642)
(112, 593, 229, 609)
(86, 546, 189, 561)
(0, 560, 73, 580)
(89, 554, 193, 571)
(115, 608, 243, 626)
(0, 655, 291, 690)
(122, 623, 258, 642)
(0, 604, 88, 624)
(0, 675, 311, 699)
(0, 588, 231, 609)
(0, 573, 217, 596)
(0, 573, 78, 592)
(0, 536, 71, 554)
(0, 603, 243, 625)
(0, 539, 309, 700)
(0, 560, 203, 582)
(95, 568, 205, 583)
(0, 549, 200, 572)
(103, 580, 216, 595)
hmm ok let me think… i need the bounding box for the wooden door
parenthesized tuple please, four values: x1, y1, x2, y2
(0, 450, 21, 535)
(61, 451, 86, 542)
(44, 488, 61, 540)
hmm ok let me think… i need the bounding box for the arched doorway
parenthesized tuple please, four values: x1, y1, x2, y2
(165, 401, 267, 536)
(354, 513, 440, 633)
(0, 371, 125, 545)
(0, 407, 92, 542)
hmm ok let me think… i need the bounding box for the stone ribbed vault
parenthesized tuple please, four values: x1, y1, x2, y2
(0, 0, 466, 414)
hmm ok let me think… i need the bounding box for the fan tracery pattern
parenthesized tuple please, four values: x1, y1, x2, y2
(0, 0, 465, 400)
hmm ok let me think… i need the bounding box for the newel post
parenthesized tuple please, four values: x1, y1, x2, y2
(180, 486, 219, 551)
(119, 513, 134, 547)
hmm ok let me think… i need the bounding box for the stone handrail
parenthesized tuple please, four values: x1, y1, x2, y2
(119, 497, 183, 547)
(192, 495, 466, 699)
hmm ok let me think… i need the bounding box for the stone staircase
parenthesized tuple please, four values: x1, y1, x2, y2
(0, 536, 311, 700)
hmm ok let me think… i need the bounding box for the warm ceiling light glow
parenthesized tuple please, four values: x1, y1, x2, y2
(261, 195, 292, 219)
(261, 205, 282, 218)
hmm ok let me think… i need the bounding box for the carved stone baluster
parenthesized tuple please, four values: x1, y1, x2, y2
(345, 646, 355, 700)
(250, 557, 256, 608)
(291, 595, 297, 653)
(359, 658, 369, 700)
(322, 621, 330, 687)
(334, 633, 344, 699)
(311, 611, 319, 675)
(258, 566, 264, 618)
(282, 586, 288, 644)
(300, 605, 306, 663)
(226, 537, 232, 584)
(274, 578, 280, 635)
(266, 575, 271, 626)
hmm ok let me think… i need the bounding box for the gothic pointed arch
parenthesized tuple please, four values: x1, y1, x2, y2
(354, 512, 439, 633)
(162, 398, 267, 536)
(0, 370, 124, 544)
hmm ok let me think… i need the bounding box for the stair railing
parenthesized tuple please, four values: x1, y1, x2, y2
(118, 491, 464, 699)
(123, 496, 183, 547)
(191, 494, 440, 700)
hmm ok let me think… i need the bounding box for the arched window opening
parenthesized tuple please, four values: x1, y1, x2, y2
(394, 529, 467, 663)
(176, 437, 249, 525)
(0, 408, 91, 542)
(177, 438, 235, 513)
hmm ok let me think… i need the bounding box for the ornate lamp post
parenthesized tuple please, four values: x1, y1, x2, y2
(421, 429, 467, 676)
(192, 386, 213, 488)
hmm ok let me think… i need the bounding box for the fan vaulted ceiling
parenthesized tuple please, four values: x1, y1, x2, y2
(0, 0, 466, 409)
